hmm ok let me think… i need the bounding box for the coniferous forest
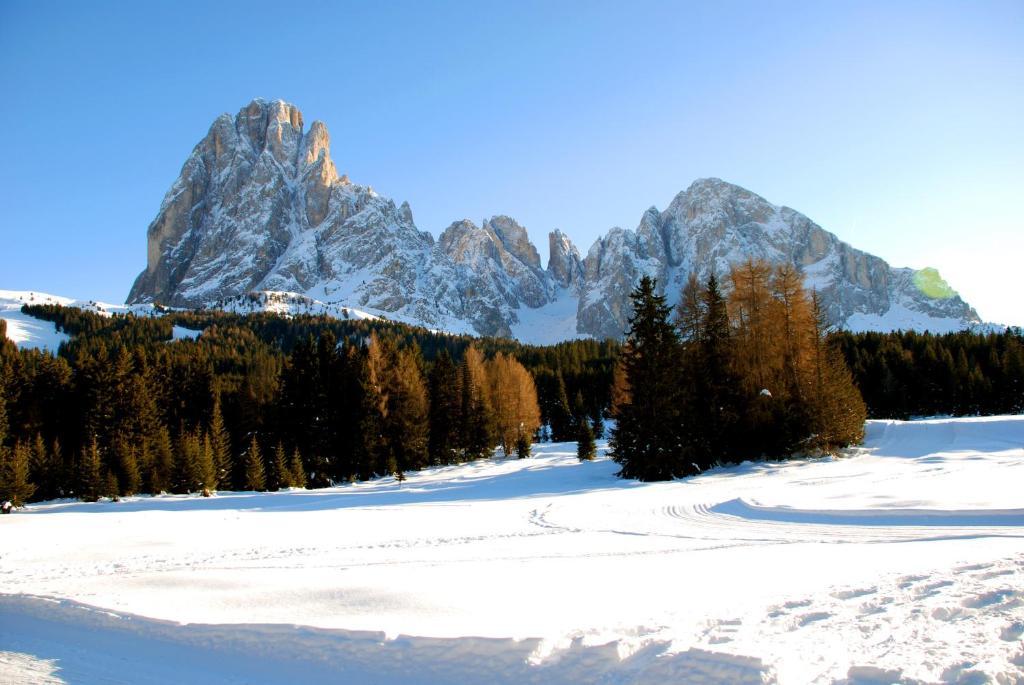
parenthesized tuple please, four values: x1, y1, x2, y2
(0, 260, 1021, 500)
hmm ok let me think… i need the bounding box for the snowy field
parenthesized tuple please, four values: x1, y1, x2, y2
(1, 416, 1023, 684)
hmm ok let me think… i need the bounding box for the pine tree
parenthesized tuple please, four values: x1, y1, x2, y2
(209, 389, 233, 490)
(289, 447, 306, 489)
(690, 273, 741, 468)
(244, 436, 266, 491)
(576, 421, 596, 461)
(78, 438, 102, 502)
(150, 425, 175, 494)
(1, 441, 36, 506)
(113, 438, 142, 496)
(174, 428, 201, 493)
(548, 372, 574, 441)
(30, 433, 58, 502)
(198, 433, 217, 492)
(427, 350, 460, 465)
(101, 468, 120, 501)
(515, 434, 531, 459)
(383, 347, 430, 473)
(271, 441, 289, 490)
(610, 276, 684, 480)
(357, 334, 389, 479)
(459, 346, 494, 460)
(807, 293, 867, 451)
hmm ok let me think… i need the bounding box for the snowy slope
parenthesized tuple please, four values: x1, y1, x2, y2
(2, 416, 1023, 684)
(0, 290, 158, 351)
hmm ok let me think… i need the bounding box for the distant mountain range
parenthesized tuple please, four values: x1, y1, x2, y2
(126, 98, 981, 343)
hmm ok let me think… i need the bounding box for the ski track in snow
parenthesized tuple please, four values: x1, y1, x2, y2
(2, 416, 1024, 684)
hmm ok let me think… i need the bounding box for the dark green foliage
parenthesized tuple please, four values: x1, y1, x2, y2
(289, 447, 306, 489)
(610, 277, 685, 480)
(271, 442, 289, 490)
(515, 434, 531, 459)
(3, 294, 1010, 501)
(244, 436, 266, 492)
(834, 328, 1024, 419)
(427, 350, 460, 464)
(576, 421, 596, 461)
(77, 438, 102, 502)
(547, 372, 574, 441)
(1, 441, 36, 506)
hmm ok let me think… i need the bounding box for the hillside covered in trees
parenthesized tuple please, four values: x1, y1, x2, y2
(0, 276, 1021, 503)
(0, 307, 615, 504)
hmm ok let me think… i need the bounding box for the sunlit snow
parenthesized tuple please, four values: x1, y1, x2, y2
(1, 416, 1022, 683)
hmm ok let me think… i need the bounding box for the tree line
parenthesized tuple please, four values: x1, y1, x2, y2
(0, 306, 610, 505)
(611, 261, 867, 481)
(2, 275, 1021, 502)
(834, 328, 1024, 418)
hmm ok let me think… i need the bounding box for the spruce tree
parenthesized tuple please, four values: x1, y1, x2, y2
(289, 447, 306, 489)
(244, 436, 266, 491)
(610, 276, 684, 480)
(689, 273, 741, 470)
(209, 389, 233, 490)
(2, 441, 36, 506)
(383, 347, 430, 473)
(174, 428, 201, 494)
(515, 434, 531, 459)
(427, 350, 460, 465)
(548, 372, 574, 441)
(30, 433, 57, 502)
(78, 438, 102, 502)
(576, 421, 596, 461)
(357, 334, 389, 479)
(198, 433, 217, 492)
(114, 439, 142, 496)
(271, 441, 289, 490)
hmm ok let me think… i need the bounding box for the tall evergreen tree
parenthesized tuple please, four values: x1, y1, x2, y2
(357, 334, 390, 479)
(383, 347, 430, 473)
(576, 420, 596, 461)
(113, 438, 142, 496)
(271, 441, 289, 490)
(289, 447, 306, 489)
(198, 433, 217, 492)
(244, 436, 266, 491)
(427, 350, 460, 465)
(30, 433, 58, 502)
(547, 372, 574, 441)
(208, 388, 233, 490)
(610, 277, 684, 480)
(77, 438, 102, 502)
(1, 441, 36, 506)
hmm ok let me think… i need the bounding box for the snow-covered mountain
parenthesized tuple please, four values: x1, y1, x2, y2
(128, 99, 981, 341)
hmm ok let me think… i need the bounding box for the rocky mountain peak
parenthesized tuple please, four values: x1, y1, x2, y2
(129, 100, 985, 342)
(547, 229, 584, 292)
(483, 215, 542, 270)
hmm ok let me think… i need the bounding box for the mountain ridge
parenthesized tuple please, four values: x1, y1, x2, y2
(127, 98, 981, 341)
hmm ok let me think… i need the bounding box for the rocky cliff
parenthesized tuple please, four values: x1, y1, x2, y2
(129, 99, 981, 341)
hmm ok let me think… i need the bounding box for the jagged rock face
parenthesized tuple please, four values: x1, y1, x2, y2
(547, 229, 584, 293)
(578, 178, 981, 338)
(128, 100, 559, 337)
(129, 100, 982, 341)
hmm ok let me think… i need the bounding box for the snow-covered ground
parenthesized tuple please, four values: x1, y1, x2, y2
(0, 290, 158, 352)
(2, 416, 1023, 684)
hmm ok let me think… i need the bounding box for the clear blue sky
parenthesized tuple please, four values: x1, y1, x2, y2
(1, 1, 1021, 325)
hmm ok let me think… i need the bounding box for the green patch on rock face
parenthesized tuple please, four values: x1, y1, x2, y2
(913, 268, 957, 299)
